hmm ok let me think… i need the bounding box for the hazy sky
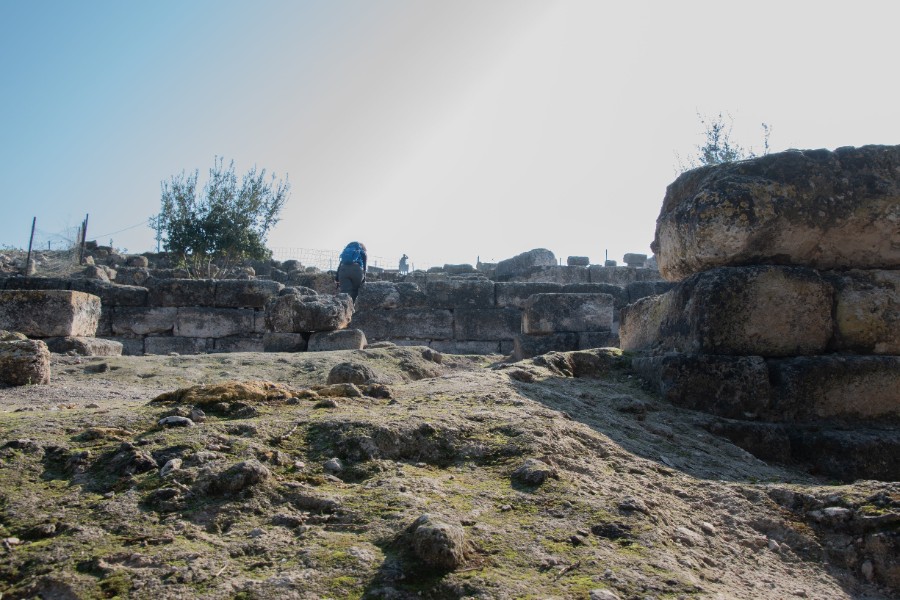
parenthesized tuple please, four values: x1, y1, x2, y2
(2, 0, 899, 269)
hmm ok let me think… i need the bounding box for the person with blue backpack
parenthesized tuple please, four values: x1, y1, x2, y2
(335, 241, 367, 301)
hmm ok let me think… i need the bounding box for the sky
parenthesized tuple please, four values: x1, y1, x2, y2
(2, 0, 899, 271)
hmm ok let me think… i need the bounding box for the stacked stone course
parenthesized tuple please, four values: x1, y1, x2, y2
(621, 144, 900, 481)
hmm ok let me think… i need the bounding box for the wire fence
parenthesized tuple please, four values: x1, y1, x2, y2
(269, 247, 417, 271)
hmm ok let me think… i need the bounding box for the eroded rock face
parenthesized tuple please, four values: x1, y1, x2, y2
(653, 145, 900, 281)
(0, 339, 51, 385)
(0, 290, 101, 337)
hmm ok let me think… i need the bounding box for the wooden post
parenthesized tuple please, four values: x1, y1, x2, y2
(24, 217, 36, 277)
(78, 214, 89, 265)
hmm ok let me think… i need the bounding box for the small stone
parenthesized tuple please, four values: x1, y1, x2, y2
(160, 458, 182, 477)
(618, 496, 650, 515)
(293, 461, 306, 470)
(860, 560, 874, 582)
(698, 521, 717, 535)
(768, 539, 781, 552)
(314, 398, 339, 409)
(673, 526, 704, 547)
(511, 458, 559, 486)
(158, 416, 195, 428)
(248, 528, 265, 538)
(189, 407, 206, 423)
(499, 504, 513, 512)
(85, 403, 100, 409)
(570, 535, 586, 546)
(323, 458, 343, 473)
(589, 590, 620, 600)
(791, 590, 808, 598)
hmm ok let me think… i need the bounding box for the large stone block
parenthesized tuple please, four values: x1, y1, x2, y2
(44, 337, 123, 357)
(516, 266, 590, 285)
(654, 145, 900, 281)
(767, 355, 900, 423)
(513, 333, 578, 360)
(308, 329, 367, 352)
(522, 293, 614, 334)
(214, 279, 284, 309)
(619, 266, 833, 357)
(632, 354, 771, 419)
(589, 266, 663, 285)
(426, 279, 495, 309)
(174, 307, 255, 338)
(494, 248, 556, 280)
(355, 281, 427, 311)
(563, 283, 630, 310)
(430, 340, 502, 355)
(495, 282, 563, 309)
(453, 308, 521, 341)
(0, 290, 101, 337)
(101, 336, 144, 356)
(0, 276, 70, 291)
(288, 272, 338, 294)
(0, 339, 50, 385)
(111, 307, 177, 336)
(263, 332, 308, 352)
(70, 280, 148, 307)
(213, 335, 265, 353)
(147, 279, 216, 307)
(265, 293, 353, 333)
(825, 269, 900, 354)
(144, 336, 210, 355)
(625, 280, 676, 304)
(350, 309, 453, 340)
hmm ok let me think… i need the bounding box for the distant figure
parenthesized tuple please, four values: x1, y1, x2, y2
(399, 253, 409, 275)
(335, 241, 367, 301)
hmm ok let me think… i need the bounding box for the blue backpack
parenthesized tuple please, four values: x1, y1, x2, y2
(340, 242, 363, 267)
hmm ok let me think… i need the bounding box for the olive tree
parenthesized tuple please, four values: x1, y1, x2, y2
(151, 157, 290, 277)
(678, 112, 771, 172)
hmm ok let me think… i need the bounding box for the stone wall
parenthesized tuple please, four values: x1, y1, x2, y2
(623, 144, 900, 482)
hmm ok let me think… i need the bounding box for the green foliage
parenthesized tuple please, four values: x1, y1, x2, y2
(151, 157, 290, 277)
(678, 112, 771, 172)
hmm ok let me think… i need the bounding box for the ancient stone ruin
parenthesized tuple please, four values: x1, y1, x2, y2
(621, 144, 900, 482)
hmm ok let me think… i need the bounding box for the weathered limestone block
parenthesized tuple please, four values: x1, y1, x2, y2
(513, 333, 578, 360)
(71, 280, 148, 307)
(111, 307, 177, 336)
(308, 329, 367, 352)
(567, 256, 590, 267)
(495, 282, 563, 309)
(214, 279, 284, 309)
(443, 264, 476, 275)
(0, 290, 100, 337)
(589, 266, 663, 285)
(522, 293, 614, 334)
(426, 279, 495, 309)
(767, 355, 900, 423)
(654, 145, 900, 281)
(287, 272, 337, 294)
(112, 266, 151, 286)
(619, 266, 833, 357)
(623, 253, 648, 267)
(174, 308, 255, 338)
(563, 283, 630, 310)
(96, 309, 113, 337)
(0, 339, 51, 385)
(355, 281, 427, 311)
(102, 336, 144, 356)
(126, 255, 149, 268)
(144, 336, 210, 355)
(265, 293, 353, 333)
(631, 354, 771, 419)
(825, 269, 900, 354)
(213, 335, 265, 353)
(516, 266, 590, 285)
(44, 337, 123, 356)
(453, 308, 521, 341)
(263, 332, 308, 352)
(147, 279, 216, 307)
(350, 309, 453, 340)
(430, 340, 502, 355)
(494, 248, 556, 280)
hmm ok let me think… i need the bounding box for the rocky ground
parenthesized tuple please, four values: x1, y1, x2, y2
(0, 346, 896, 599)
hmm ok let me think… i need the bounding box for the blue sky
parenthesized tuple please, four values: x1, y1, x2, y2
(2, 1, 899, 269)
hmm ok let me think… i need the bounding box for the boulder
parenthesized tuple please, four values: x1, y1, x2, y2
(265, 293, 353, 333)
(308, 329, 367, 352)
(408, 514, 466, 571)
(653, 145, 900, 281)
(494, 248, 557, 280)
(0, 290, 101, 337)
(0, 339, 51, 385)
(619, 266, 833, 357)
(327, 362, 377, 385)
(522, 293, 614, 334)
